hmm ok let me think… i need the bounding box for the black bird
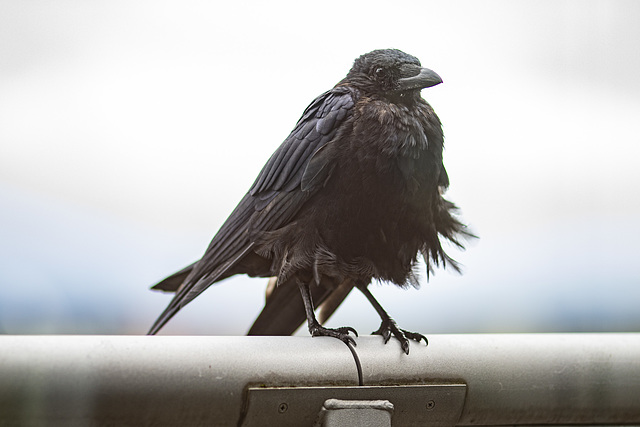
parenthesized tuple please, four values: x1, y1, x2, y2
(148, 49, 472, 354)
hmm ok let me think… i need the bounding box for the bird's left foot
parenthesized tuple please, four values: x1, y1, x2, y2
(372, 318, 428, 354)
(309, 321, 359, 347)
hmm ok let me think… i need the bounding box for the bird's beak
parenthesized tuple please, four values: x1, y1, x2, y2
(397, 67, 443, 91)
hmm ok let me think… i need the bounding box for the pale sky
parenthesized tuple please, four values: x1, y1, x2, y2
(1, 1, 639, 334)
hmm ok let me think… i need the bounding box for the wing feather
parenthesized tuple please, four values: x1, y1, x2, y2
(148, 86, 355, 334)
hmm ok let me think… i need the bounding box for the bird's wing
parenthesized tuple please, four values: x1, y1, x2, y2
(150, 262, 196, 291)
(250, 86, 354, 196)
(148, 86, 355, 335)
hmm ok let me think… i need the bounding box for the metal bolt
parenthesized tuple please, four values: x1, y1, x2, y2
(278, 403, 288, 414)
(426, 400, 436, 411)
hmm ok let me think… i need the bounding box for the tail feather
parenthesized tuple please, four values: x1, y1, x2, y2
(248, 278, 353, 336)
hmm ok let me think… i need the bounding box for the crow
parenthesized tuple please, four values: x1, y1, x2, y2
(148, 49, 472, 354)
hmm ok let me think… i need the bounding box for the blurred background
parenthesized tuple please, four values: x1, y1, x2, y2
(1, 0, 638, 336)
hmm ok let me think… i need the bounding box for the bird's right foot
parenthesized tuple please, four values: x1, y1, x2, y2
(308, 322, 358, 346)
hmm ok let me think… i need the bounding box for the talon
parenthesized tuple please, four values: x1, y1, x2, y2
(309, 323, 358, 347)
(342, 326, 358, 337)
(342, 334, 357, 347)
(404, 330, 428, 346)
(402, 340, 410, 355)
(376, 327, 391, 343)
(372, 318, 428, 354)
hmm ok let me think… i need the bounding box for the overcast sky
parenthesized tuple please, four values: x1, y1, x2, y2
(1, 1, 639, 335)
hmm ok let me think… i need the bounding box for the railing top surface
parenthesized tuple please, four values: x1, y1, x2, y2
(1, 334, 639, 426)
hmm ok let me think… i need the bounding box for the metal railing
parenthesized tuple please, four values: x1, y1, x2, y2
(1, 334, 639, 426)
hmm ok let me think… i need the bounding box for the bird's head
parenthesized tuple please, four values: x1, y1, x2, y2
(344, 49, 442, 103)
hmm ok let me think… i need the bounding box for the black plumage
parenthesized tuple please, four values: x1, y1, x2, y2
(148, 49, 472, 354)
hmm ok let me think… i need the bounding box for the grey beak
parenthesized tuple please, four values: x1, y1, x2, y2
(397, 67, 442, 91)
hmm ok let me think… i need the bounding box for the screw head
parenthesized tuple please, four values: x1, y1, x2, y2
(278, 403, 288, 414)
(426, 400, 436, 411)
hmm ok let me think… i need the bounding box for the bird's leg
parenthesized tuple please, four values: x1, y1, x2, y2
(297, 279, 358, 346)
(357, 285, 428, 354)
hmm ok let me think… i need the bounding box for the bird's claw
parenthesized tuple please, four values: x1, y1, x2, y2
(309, 323, 358, 346)
(372, 318, 428, 354)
